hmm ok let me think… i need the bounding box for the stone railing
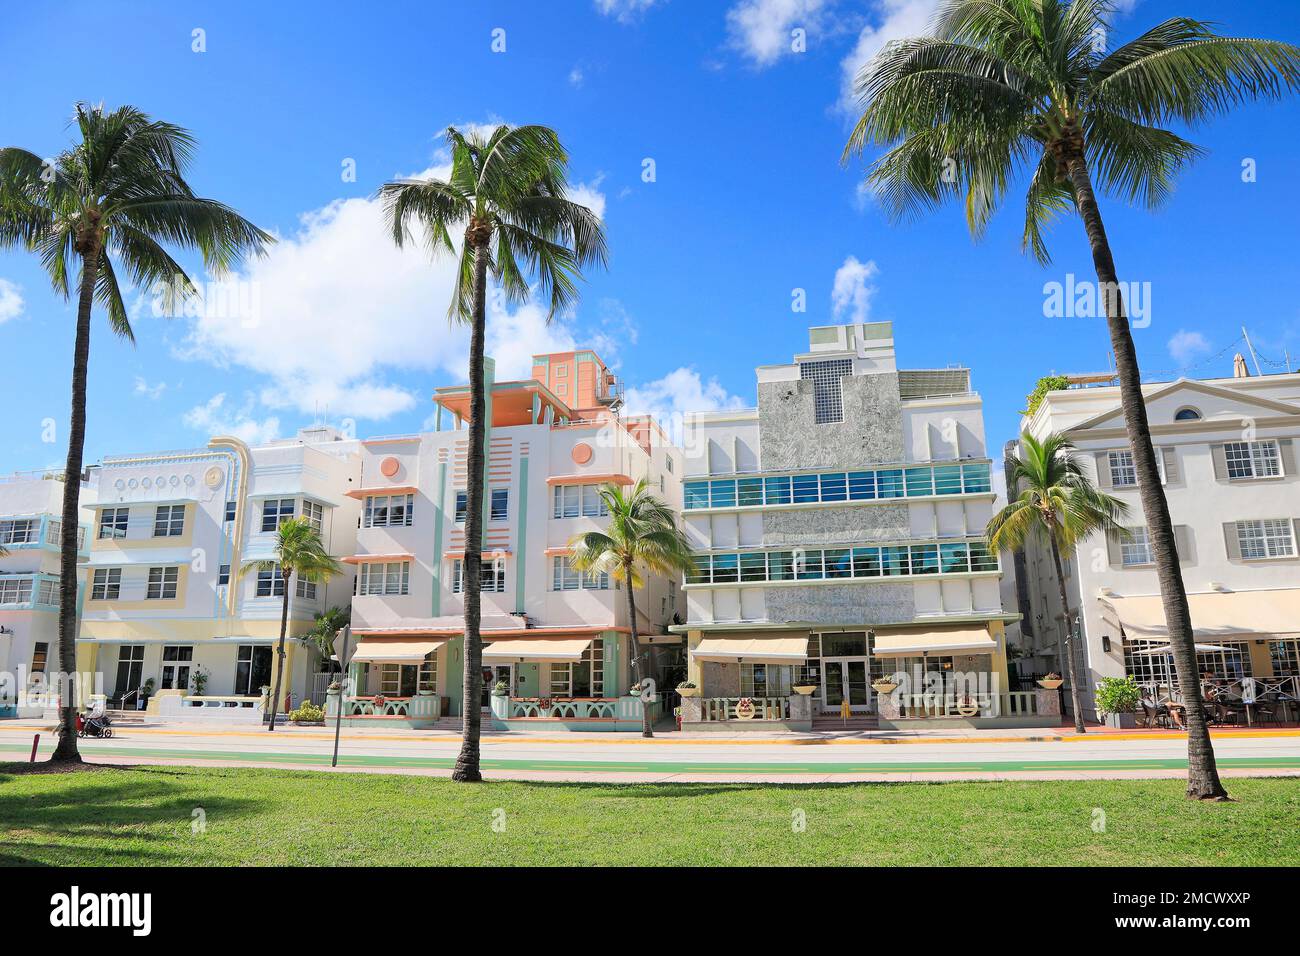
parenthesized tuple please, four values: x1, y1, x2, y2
(697, 696, 791, 722)
(509, 697, 619, 719)
(158, 694, 264, 722)
(335, 694, 441, 719)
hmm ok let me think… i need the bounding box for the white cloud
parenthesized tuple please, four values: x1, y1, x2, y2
(1168, 329, 1212, 366)
(133, 376, 167, 400)
(569, 66, 585, 87)
(625, 367, 746, 445)
(0, 279, 24, 323)
(594, 0, 662, 22)
(177, 153, 607, 422)
(727, 0, 828, 67)
(183, 393, 281, 446)
(838, 0, 941, 113)
(831, 255, 880, 323)
(571, 176, 608, 221)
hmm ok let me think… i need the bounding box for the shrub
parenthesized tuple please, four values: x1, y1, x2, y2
(1094, 676, 1142, 717)
(289, 701, 326, 723)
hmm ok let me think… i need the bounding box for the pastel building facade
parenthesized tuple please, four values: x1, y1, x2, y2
(0, 473, 91, 714)
(75, 428, 361, 716)
(675, 322, 1045, 731)
(339, 350, 682, 730)
(1018, 369, 1300, 719)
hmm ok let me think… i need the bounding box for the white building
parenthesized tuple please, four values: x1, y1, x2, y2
(1018, 367, 1300, 718)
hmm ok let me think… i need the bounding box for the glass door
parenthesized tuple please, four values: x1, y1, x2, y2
(481, 664, 514, 710)
(114, 645, 145, 700)
(821, 658, 871, 713)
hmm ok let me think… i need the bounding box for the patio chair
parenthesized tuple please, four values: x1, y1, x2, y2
(1139, 700, 1170, 729)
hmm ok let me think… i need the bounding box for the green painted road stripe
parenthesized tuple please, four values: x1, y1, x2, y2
(4, 742, 1299, 774)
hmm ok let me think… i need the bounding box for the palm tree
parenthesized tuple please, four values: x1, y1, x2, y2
(380, 125, 606, 781)
(843, 0, 1300, 799)
(241, 516, 342, 732)
(0, 104, 271, 762)
(987, 433, 1127, 733)
(301, 605, 351, 663)
(569, 479, 695, 738)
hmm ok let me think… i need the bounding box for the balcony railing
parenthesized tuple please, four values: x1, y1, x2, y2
(342, 694, 441, 719)
(509, 697, 618, 719)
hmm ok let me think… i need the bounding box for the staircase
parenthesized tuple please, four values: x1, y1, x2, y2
(811, 713, 879, 732)
(103, 710, 149, 724)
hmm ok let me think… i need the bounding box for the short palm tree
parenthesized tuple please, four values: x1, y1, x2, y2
(569, 479, 695, 738)
(987, 433, 1127, 733)
(380, 125, 606, 781)
(301, 605, 351, 665)
(241, 516, 342, 732)
(843, 0, 1300, 799)
(1, 104, 271, 762)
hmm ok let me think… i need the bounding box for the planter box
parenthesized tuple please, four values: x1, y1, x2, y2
(1104, 711, 1138, 729)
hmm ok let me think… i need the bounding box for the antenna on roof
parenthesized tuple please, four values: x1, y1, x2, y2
(1241, 326, 1263, 377)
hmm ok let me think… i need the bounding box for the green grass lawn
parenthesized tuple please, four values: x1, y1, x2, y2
(2, 764, 1297, 866)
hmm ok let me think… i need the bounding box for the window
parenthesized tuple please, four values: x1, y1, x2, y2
(550, 643, 604, 697)
(379, 657, 437, 696)
(146, 566, 179, 600)
(686, 541, 997, 585)
(301, 499, 324, 534)
(358, 561, 409, 596)
(490, 488, 509, 521)
(681, 462, 995, 510)
(552, 484, 608, 518)
(218, 565, 230, 587)
(0, 519, 37, 545)
(30, 642, 49, 674)
(224, 501, 237, 523)
(1224, 440, 1281, 480)
(453, 559, 506, 593)
(261, 498, 295, 532)
(741, 663, 792, 698)
(1236, 519, 1296, 560)
(454, 492, 468, 522)
(235, 645, 273, 696)
(91, 568, 122, 600)
(364, 494, 413, 528)
(160, 645, 194, 691)
(0, 578, 33, 604)
(1108, 450, 1137, 487)
(801, 358, 852, 424)
(1174, 407, 1202, 421)
(256, 566, 285, 597)
(551, 556, 609, 590)
(153, 504, 185, 537)
(1270, 639, 1300, 678)
(98, 508, 128, 539)
(296, 576, 317, 599)
(45, 519, 85, 550)
(1120, 528, 1153, 566)
(36, 579, 59, 605)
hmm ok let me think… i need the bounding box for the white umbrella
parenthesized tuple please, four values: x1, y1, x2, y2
(1130, 643, 1234, 655)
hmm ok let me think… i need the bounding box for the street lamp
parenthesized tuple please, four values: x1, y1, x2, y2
(330, 626, 351, 768)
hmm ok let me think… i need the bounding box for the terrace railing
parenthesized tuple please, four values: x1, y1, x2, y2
(699, 696, 791, 721)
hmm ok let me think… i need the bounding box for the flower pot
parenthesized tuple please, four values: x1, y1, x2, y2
(871, 682, 898, 695)
(1037, 679, 1064, 690)
(792, 685, 817, 696)
(1104, 711, 1138, 729)
(676, 686, 700, 698)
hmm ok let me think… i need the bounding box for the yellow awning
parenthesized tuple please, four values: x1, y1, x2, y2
(482, 638, 592, 663)
(871, 627, 997, 657)
(692, 634, 809, 664)
(351, 638, 446, 664)
(1100, 589, 1300, 640)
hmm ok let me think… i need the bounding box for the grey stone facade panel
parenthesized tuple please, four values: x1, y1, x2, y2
(764, 583, 916, 625)
(757, 373, 905, 471)
(762, 503, 909, 545)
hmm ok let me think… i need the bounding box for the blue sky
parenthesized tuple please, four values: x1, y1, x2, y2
(3, 0, 1299, 473)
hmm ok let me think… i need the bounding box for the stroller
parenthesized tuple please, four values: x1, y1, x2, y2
(77, 699, 114, 738)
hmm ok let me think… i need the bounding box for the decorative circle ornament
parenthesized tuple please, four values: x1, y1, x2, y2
(380, 456, 400, 478)
(734, 697, 756, 720)
(203, 467, 223, 488)
(571, 442, 593, 465)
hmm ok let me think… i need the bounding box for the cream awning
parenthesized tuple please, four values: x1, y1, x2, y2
(351, 638, 446, 664)
(482, 638, 592, 663)
(1100, 589, 1300, 640)
(692, 634, 809, 664)
(871, 627, 997, 657)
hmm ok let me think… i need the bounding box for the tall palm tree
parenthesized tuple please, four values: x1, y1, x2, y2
(987, 433, 1127, 733)
(380, 125, 606, 781)
(844, 0, 1300, 799)
(241, 516, 341, 732)
(0, 104, 271, 762)
(569, 479, 695, 738)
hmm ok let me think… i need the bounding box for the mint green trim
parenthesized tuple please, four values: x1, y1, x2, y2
(514, 456, 529, 613)
(446, 636, 464, 716)
(604, 632, 619, 695)
(432, 461, 447, 616)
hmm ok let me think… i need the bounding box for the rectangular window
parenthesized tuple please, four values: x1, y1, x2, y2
(1120, 528, 1153, 566)
(1108, 450, 1137, 487)
(91, 567, 122, 600)
(875, 469, 904, 499)
(791, 474, 819, 504)
(824, 548, 852, 578)
(0, 578, 34, 604)
(224, 501, 237, 523)
(218, 565, 230, 587)
(550, 642, 605, 697)
(296, 576, 317, 599)
(302, 499, 324, 534)
(852, 546, 881, 577)
(711, 553, 739, 583)
(1224, 440, 1281, 480)
(684, 482, 710, 510)
(490, 488, 509, 521)
(847, 471, 874, 500)
(98, 508, 129, 540)
(37, 578, 59, 606)
(454, 491, 468, 522)
(256, 565, 285, 597)
(909, 544, 939, 575)
(709, 480, 736, 508)
(1237, 519, 1296, 559)
(740, 663, 792, 698)
(819, 473, 847, 502)
(961, 463, 992, 493)
(31, 642, 49, 674)
(358, 561, 410, 596)
(738, 551, 767, 582)
(364, 494, 413, 528)
(939, 543, 969, 574)
(968, 543, 998, 572)
(736, 477, 764, 507)
(905, 467, 934, 497)
(153, 504, 185, 537)
(801, 358, 852, 424)
(146, 566, 179, 600)
(551, 556, 608, 590)
(0, 519, 37, 545)
(1270, 639, 1300, 678)
(453, 559, 506, 593)
(581, 485, 608, 517)
(159, 645, 194, 691)
(261, 498, 295, 532)
(932, 465, 963, 495)
(764, 475, 792, 505)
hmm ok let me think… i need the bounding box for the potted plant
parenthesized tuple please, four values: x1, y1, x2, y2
(1095, 676, 1142, 729)
(416, 685, 435, 696)
(792, 681, 818, 695)
(1037, 672, 1064, 690)
(491, 680, 510, 697)
(189, 666, 209, 697)
(139, 678, 155, 710)
(871, 675, 899, 695)
(676, 681, 700, 698)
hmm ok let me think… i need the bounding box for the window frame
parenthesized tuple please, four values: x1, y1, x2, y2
(91, 567, 122, 600)
(145, 565, 179, 600)
(98, 507, 129, 540)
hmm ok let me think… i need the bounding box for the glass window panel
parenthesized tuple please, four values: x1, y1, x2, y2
(909, 544, 939, 574)
(939, 543, 969, 574)
(792, 474, 819, 503)
(767, 551, 794, 581)
(738, 552, 767, 582)
(847, 471, 874, 500)
(905, 467, 934, 497)
(795, 549, 823, 580)
(824, 548, 852, 578)
(709, 480, 736, 508)
(881, 546, 910, 576)
(684, 482, 710, 510)
(962, 463, 992, 493)
(687, 555, 711, 584)
(852, 547, 881, 577)
(932, 466, 963, 495)
(819, 473, 847, 502)
(968, 543, 997, 572)
(876, 469, 904, 499)
(736, 477, 764, 507)
(764, 476, 792, 505)
(711, 553, 738, 583)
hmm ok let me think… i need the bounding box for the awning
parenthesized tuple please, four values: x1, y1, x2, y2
(351, 638, 446, 664)
(871, 626, 997, 657)
(692, 633, 809, 664)
(1100, 589, 1300, 640)
(1131, 643, 1235, 656)
(483, 638, 592, 663)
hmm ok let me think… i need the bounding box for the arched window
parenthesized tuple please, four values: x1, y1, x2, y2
(1174, 407, 1202, 421)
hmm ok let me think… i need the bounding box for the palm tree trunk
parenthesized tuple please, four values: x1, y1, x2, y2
(1048, 533, 1086, 734)
(623, 562, 652, 738)
(1062, 149, 1227, 799)
(452, 233, 491, 783)
(51, 251, 99, 763)
(266, 570, 292, 732)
